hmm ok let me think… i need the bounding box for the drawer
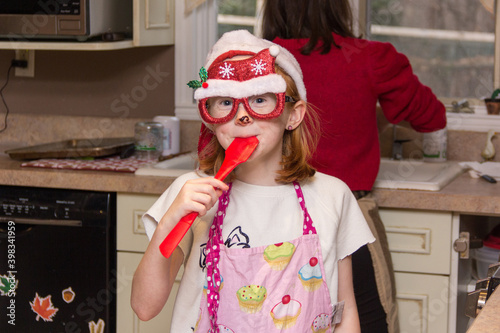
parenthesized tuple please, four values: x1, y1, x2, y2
(117, 193, 159, 252)
(379, 208, 453, 275)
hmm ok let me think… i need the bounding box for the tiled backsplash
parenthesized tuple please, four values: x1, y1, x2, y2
(1, 113, 146, 150)
(2, 113, 498, 163)
(377, 116, 500, 162)
(1, 113, 202, 155)
(180, 120, 201, 153)
(181, 114, 500, 163)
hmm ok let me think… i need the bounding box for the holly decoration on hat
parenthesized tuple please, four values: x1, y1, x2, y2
(187, 67, 208, 89)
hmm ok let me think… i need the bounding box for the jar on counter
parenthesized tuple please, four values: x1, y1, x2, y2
(423, 127, 447, 162)
(152, 116, 180, 156)
(134, 121, 163, 159)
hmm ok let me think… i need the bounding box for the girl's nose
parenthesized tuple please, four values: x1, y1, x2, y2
(238, 115, 251, 124)
(234, 103, 253, 125)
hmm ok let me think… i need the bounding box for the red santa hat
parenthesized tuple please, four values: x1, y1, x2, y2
(193, 29, 306, 102)
(191, 30, 307, 158)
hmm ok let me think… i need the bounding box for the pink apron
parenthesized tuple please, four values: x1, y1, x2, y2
(195, 182, 343, 333)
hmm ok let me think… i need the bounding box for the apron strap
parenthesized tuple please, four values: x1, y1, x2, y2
(205, 183, 232, 332)
(292, 181, 317, 235)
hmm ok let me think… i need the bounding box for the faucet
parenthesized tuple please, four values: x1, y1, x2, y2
(449, 99, 474, 113)
(391, 125, 411, 160)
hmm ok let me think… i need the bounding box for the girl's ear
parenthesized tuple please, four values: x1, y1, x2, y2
(287, 100, 306, 130)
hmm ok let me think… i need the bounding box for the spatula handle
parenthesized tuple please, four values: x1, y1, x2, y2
(159, 212, 198, 258)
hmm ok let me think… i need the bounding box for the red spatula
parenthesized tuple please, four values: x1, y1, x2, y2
(159, 136, 259, 258)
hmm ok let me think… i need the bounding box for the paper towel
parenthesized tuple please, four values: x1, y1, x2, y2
(459, 161, 500, 180)
(152, 116, 180, 156)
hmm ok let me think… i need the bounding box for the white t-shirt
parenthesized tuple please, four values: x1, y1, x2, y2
(143, 171, 374, 332)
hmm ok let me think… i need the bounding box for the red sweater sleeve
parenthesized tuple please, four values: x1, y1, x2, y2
(369, 41, 446, 132)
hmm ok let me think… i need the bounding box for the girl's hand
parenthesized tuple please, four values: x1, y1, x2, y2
(166, 177, 229, 223)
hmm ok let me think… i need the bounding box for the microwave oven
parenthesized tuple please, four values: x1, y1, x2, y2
(0, 0, 132, 41)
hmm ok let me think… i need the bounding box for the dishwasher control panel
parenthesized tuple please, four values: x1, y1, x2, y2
(0, 185, 112, 226)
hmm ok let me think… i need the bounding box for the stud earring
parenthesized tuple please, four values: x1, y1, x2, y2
(287, 125, 293, 130)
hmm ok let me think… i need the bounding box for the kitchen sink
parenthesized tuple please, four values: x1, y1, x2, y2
(134, 153, 198, 177)
(136, 155, 466, 190)
(374, 158, 465, 191)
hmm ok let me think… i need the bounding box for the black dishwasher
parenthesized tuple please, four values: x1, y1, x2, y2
(0, 185, 116, 333)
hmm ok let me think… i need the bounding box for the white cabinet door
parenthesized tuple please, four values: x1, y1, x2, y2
(395, 272, 450, 333)
(116, 193, 183, 333)
(116, 252, 183, 333)
(133, 0, 175, 46)
(117, 193, 159, 252)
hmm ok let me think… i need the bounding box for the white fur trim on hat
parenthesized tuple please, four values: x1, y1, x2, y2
(194, 74, 286, 100)
(198, 30, 307, 102)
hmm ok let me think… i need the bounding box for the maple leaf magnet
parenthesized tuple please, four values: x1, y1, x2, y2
(30, 293, 59, 322)
(0, 274, 18, 296)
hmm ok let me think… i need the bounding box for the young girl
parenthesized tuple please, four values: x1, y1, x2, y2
(131, 30, 374, 333)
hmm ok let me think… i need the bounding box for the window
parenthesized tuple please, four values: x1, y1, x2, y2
(368, 0, 497, 106)
(216, 1, 499, 103)
(216, 0, 261, 38)
(207, 0, 500, 128)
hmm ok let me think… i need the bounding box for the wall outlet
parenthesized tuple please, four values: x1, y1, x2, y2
(14, 50, 35, 77)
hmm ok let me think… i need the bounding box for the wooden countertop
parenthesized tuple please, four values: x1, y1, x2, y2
(373, 173, 500, 216)
(467, 288, 500, 333)
(0, 155, 174, 195)
(1, 154, 499, 215)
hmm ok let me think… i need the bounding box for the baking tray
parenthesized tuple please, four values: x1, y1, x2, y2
(6, 137, 135, 160)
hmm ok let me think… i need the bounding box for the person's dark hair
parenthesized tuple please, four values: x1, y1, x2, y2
(262, 0, 357, 55)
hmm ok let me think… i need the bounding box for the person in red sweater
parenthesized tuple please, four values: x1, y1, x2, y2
(262, 1, 446, 332)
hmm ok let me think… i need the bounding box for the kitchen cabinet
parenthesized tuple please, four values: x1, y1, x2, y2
(116, 193, 183, 333)
(117, 252, 183, 333)
(379, 208, 455, 333)
(394, 272, 450, 333)
(0, 0, 174, 51)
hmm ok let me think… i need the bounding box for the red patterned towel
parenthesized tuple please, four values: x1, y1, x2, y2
(21, 155, 157, 173)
